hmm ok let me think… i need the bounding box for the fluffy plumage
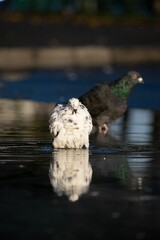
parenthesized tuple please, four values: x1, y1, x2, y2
(79, 71, 144, 133)
(49, 98, 92, 148)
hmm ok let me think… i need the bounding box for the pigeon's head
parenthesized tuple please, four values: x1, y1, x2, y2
(127, 71, 144, 84)
(112, 71, 144, 99)
(68, 98, 80, 114)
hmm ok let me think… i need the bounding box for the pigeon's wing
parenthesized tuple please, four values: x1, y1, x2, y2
(79, 103, 93, 134)
(79, 84, 111, 117)
(49, 104, 64, 137)
(94, 99, 127, 126)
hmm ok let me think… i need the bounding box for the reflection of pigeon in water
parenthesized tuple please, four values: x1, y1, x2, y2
(49, 149, 92, 202)
(49, 98, 92, 148)
(79, 71, 144, 134)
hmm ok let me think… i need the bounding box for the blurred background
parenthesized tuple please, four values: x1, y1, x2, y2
(0, 0, 160, 103)
(0, 0, 160, 15)
(0, 0, 160, 132)
(0, 0, 160, 60)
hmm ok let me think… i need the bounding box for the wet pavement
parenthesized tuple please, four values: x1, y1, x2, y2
(0, 66, 160, 239)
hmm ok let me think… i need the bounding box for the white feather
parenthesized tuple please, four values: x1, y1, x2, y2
(49, 98, 92, 149)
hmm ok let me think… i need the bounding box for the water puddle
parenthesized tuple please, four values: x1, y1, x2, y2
(0, 99, 160, 239)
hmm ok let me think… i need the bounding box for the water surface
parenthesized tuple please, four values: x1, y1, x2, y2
(0, 99, 160, 240)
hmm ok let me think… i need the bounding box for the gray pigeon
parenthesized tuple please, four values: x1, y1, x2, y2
(79, 71, 144, 133)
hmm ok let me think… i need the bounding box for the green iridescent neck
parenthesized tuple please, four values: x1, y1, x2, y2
(111, 78, 134, 99)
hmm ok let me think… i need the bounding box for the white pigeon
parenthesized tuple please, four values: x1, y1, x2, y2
(49, 98, 93, 149)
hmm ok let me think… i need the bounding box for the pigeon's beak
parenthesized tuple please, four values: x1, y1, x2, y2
(72, 109, 77, 114)
(138, 77, 144, 83)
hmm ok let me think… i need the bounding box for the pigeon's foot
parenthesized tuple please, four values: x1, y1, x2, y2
(98, 124, 109, 134)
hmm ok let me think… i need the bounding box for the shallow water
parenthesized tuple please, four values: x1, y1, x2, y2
(0, 99, 160, 240)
